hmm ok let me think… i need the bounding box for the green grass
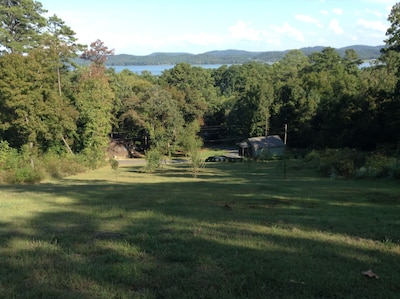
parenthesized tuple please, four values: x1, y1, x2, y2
(0, 160, 399, 298)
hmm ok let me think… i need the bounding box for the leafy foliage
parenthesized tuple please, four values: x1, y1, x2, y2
(0, 0, 47, 53)
(144, 148, 162, 173)
(80, 39, 114, 66)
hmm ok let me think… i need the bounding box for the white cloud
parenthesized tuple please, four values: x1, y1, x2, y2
(229, 21, 263, 41)
(365, 8, 383, 18)
(332, 8, 344, 15)
(357, 19, 387, 32)
(295, 14, 323, 28)
(320, 10, 329, 15)
(270, 23, 305, 42)
(229, 21, 305, 47)
(329, 19, 343, 34)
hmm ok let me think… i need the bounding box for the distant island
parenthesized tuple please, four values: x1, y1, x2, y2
(103, 45, 384, 66)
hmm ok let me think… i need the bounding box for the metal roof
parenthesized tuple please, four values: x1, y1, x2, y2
(238, 135, 284, 148)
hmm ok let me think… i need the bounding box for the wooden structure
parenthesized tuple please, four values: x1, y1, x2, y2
(237, 135, 285, 158)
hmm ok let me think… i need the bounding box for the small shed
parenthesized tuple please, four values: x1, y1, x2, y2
(237, 135, 285, 158)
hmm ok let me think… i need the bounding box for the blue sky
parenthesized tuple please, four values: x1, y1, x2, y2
(39, 0, 397, 55)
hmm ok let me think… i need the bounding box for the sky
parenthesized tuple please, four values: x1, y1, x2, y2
(39, 0, 398, 55)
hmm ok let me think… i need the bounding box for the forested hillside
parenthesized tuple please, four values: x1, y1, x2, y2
(0, 0, 399, 183)
(105, 45, 383, 66)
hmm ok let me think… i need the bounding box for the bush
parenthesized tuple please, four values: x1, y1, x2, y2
(0, 141, 89, 183)
(4, 165, 45, 184)
(43, 153, 87, 179)
(80, 147, 108, 169)
(0, 141, 45, 184)
(144, 148, 162, 173)
(356, 153, 399, 179)
(304, 148, 400, 180)
(0, 141, 19, 171)
(304, 148, 365, 178)
(304, 150, 321, 169)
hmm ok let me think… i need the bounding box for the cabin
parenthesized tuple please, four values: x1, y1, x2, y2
(237, 135, 285, 159)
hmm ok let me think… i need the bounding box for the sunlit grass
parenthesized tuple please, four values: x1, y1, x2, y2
(0, 160, 399, 298)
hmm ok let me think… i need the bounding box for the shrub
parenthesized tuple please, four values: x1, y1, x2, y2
(356, 153, 399, 179)
(0, 141, 91, 183)
(144, 148, 162, 173)
(304, 148, 365, 178)
(190, 151, 204, 178)
(81, 147, 108, 169)
(5, 165, 45, 184)
(0, 141, 45, 184)
(43, 153, 87, 179)
(0, 141, 19, 171)
(1, 157, 46, 184)
(109, 158, 119, 181)
(304, 150, 321, 169)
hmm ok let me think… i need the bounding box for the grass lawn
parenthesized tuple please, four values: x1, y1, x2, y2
(0, 158, 399, 298)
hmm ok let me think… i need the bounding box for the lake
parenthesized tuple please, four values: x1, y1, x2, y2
(107, 64, 227, 75)
(107, 61, 374, 76)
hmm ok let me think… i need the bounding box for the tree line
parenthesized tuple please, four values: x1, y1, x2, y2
(0, 0, 400, 182)
(104, 45, 383, 66)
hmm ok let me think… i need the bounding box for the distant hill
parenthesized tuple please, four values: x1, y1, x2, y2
(104, 45, 384, 66)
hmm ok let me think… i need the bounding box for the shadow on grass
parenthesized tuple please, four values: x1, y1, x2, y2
(0, 161, 399, 298)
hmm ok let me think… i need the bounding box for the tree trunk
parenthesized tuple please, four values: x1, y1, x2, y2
(61, 135, 74, 155)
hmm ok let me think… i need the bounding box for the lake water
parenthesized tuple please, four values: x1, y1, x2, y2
(107, 64, 226, 75)
(108, 61, 374, 76)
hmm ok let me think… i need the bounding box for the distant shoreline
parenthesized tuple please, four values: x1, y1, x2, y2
(103, 45, 383, 67)
(107, 60, 373, 75)
(107, 64, 229, 75)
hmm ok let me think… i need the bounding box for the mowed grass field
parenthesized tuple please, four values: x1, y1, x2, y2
(0, 155, 399, 298)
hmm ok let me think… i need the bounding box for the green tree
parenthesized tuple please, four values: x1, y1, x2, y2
(0, 2, 83, 153)
(44, 14, 85, 97)
(108, 69, 153, 142)
(74, 40, 115, 165)
(272, 50, 315, 146)
(0, 50, 78, 151)
(220, 62, 274, 138)
(74, 65, 114, 164)
(227, 82, 275, 138)
(304, 47, 364, 147)
(140, 85, 184, 157)
(0, 0, 47, 53)
(343, 49, 363, 74)
(380, 2, 400, 146)
(384, 2, 400, 53)
(160, 63, 215, 124)
(38, 15, 83, 153)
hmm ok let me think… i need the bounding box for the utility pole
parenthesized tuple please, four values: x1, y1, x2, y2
(283, 124, 288, 179)
(284, 124, 288, 145)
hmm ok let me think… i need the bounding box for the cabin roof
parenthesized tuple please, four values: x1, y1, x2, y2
(238, 135, 284, 148)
